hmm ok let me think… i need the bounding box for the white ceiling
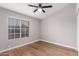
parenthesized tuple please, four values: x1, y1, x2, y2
(0, 3, 69, 20)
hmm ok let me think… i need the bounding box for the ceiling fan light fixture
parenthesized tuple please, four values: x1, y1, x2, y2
(38, 8, 42, 12)
(28, 3, 52, 13)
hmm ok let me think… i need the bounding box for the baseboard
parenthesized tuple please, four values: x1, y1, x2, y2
(0, 39, 78, 53)
(41, 39, 77, 51)
(0, 40, 39, 53)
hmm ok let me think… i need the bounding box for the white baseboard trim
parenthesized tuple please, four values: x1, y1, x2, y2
(41, 39, 77, 51)
(0, 40, 39, 53)
(0, 39, 78, 53)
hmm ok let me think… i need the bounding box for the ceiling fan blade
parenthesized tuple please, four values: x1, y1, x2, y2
(42, 9, 45, 13)
(33, 9, 38, 12)
(28, 5, 38, 7)
(42, 5, 52, 8)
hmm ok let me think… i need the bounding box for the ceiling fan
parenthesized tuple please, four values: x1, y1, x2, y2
(28, 3, 52, 13)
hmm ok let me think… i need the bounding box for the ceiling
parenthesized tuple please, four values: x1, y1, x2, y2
(0, 3, 69, 20)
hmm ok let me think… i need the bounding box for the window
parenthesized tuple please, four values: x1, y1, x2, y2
(21, 20, 29, 37)
(8, 17, 29, 39)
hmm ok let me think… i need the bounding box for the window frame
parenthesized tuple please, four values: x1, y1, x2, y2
(8, 17, 29, 40)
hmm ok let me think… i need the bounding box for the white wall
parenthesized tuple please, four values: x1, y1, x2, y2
(77, 4, 79, 52)
(41, 4, 77, 49)
(0, 7, 41, 51)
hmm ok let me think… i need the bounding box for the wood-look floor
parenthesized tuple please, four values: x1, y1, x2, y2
(1, 41, 78, 56)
